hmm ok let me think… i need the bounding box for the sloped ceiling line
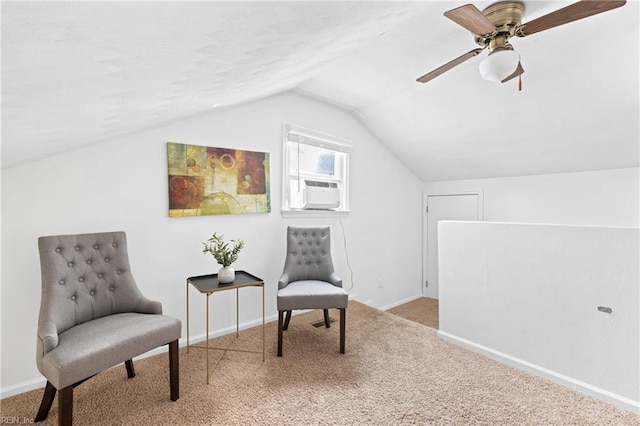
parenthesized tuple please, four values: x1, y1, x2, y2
(2, 1, 638, 181)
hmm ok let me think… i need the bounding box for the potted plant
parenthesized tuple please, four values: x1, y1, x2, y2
(202, 232, 245, 283)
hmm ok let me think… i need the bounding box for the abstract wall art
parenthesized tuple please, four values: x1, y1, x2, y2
(167, 142, 271, 216)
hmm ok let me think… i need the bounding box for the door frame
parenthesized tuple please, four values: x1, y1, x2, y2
(422, 190, 484, 297)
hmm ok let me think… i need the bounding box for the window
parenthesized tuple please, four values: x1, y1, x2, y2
(282, 123, 351, 212)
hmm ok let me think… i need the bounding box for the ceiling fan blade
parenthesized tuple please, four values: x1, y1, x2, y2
(444, 4, 496, 36)
(417, 48, 484, 83)
(501, 61, 524, 83)
(518, 0, 626, 36)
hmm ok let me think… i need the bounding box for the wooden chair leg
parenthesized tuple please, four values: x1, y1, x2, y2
(35, 381, 56, 422)
(283, 310, 292, 330)
(169, 340, 179, 401)
(324, 309, 331, 328)
(58, 385, 73, 426)
(125, 359, 135, 378)
(340, 308, 346, 354)
(277, 311, 284, 357)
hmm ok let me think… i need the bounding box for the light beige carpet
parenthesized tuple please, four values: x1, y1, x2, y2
(388, 297, 439, 329)
(2, 302, 637, 425)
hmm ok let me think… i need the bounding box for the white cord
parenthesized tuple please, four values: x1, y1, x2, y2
(338, 213, 354, 293)
(296, 141, 301, 193)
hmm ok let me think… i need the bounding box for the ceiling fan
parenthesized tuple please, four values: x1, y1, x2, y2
(416, 0, 626, 89)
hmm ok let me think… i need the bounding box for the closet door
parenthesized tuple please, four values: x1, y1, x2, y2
(424, 193, 482, 299)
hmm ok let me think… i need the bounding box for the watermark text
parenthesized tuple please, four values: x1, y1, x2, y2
(0, 417, 34, 424)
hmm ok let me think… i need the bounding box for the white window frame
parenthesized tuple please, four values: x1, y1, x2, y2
(282, 123, 352, 215)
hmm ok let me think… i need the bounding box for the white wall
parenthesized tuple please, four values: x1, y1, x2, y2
(424, 167, 639, 227)
(0, 91, 423, 396)
(438, 221, 639, 411)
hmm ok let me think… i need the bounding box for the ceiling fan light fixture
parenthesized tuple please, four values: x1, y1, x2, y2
(479, 48, 520, 82)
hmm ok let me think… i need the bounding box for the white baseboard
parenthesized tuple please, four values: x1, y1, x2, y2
(1, 377, 47, 400)
(380, 293, 424, 312)
(1, 314, 280, 400)
(184, 313, 279, 347)
(437, 330, 640, 414)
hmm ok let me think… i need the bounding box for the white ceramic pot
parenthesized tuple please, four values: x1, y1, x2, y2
(218, 266, 235, 283)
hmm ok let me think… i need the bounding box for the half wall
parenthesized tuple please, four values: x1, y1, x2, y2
(437, 221, 639, 411)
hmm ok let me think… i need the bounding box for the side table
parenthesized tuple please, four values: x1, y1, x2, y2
(186, 270, 265, 384)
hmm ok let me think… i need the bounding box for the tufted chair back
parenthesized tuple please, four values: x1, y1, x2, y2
(277, 225, 347, 357)
(37, 232, 158, 339)
(34, 231, 181, 424)
(281, 226, 337, 288)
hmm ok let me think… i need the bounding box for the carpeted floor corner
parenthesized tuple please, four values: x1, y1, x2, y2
(2, 301, 638, 425)
(388, 297, 439, 329)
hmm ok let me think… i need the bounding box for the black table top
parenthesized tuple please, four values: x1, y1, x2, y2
(187, 270, 264, 293)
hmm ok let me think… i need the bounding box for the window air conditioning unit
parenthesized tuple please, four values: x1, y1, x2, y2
(303, 180, 340, 210)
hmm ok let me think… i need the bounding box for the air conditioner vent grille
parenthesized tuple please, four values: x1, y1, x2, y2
(302, 179, 340, 210)
(305, 180, 338, 188)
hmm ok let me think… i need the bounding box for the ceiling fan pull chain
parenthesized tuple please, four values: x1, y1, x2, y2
(518, 73, 522, 91)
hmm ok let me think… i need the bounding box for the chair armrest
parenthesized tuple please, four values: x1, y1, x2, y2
(38, 321, 59, 354)
(329, 272, 343, 288)
(136, 296, 163, 314)
(278, 273, 290, 290)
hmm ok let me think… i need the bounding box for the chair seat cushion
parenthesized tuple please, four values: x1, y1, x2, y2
(41, 313, 181, 389)
(277, 280, 348, 311)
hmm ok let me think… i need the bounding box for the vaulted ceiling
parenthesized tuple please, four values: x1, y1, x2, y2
(2, 1, 638, 181)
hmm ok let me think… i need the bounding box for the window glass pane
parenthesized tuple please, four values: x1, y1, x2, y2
(288, 143, 338, 177)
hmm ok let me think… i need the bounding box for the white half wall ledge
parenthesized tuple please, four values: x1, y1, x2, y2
(437, 331, 640, 414)
(437, 220, 639, 413)
(439, 219, 640, 230)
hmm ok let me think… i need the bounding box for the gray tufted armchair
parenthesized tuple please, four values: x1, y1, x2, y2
(34, 231, 181, 426)
(277, 226, 348, 356)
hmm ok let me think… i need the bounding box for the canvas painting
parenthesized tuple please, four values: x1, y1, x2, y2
(167, 142, 271, 216)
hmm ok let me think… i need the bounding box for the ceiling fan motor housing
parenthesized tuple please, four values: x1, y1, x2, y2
(474, 1, 525, 50)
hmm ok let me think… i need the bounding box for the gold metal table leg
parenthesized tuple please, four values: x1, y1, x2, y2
(186, 281, 190, 353)
(206, 293, 210, 385)
(236, 288, 239, 338)
(262, 284, 265, 362)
